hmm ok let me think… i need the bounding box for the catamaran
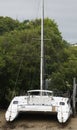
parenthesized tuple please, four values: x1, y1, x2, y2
(5, 0, 72, 123)
(5, 89, 72, 123)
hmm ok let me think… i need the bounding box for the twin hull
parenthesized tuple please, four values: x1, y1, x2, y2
(5, 93, 72, 123)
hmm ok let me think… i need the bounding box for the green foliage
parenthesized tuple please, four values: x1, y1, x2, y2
(0, 16, 20, 35)
(0, 17, 77, 107)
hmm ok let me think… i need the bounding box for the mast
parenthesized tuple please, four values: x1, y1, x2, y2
(40, 0, 44, 90)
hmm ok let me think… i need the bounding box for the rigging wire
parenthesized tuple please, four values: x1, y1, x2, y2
(14, 44, 26, 95)
(11, 0, 48, 95)
(14, 55, 24, 89)
(37, 0, 41, 19)
(44, 0, 48, 18)
(32, 0, 41, 19)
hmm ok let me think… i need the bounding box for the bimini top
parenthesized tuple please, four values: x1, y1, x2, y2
(27, 89, 53, 96)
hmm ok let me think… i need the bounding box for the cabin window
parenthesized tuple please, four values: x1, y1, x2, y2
(29, 92, 40, 96)
(27, 91, 53, 96)
(13, 101, 18, 104)
(59, 102, 65, 105)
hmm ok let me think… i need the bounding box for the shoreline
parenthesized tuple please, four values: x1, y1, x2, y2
(0, 110, 77, 130)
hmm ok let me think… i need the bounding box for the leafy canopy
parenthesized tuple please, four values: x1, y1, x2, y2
(0, 17, 76, 107)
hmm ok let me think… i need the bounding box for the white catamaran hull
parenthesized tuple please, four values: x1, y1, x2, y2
(5, 90, 72, 123)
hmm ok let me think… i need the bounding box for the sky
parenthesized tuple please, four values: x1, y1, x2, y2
(0, 0, 77, 44)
